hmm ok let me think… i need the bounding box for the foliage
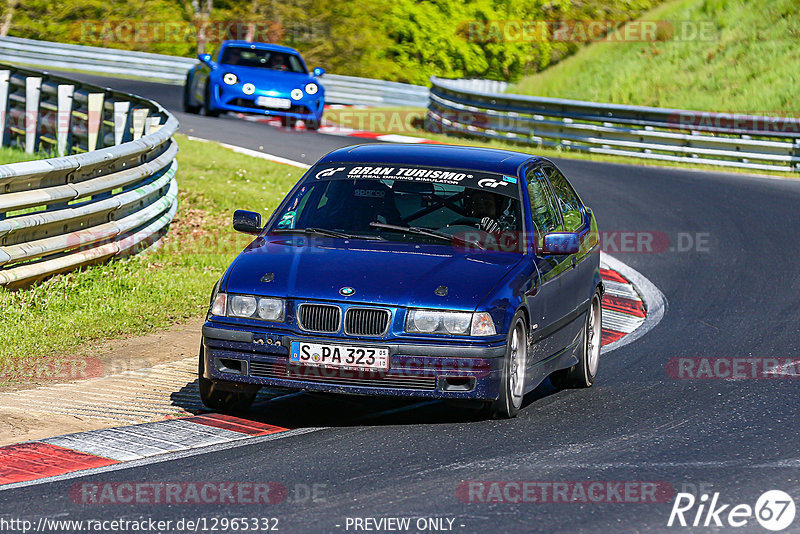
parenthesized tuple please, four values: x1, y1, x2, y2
(2, 0, 665, 82)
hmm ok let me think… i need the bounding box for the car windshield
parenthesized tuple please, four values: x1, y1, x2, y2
(269, 164, 524, 252)
(219, 47, 307, 73)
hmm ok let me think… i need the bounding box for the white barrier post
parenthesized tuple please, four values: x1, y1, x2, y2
(0, 70, 9, 147)
(131, 108, 148, 140)
(25, 76, 42, 154)
(113, 100, 131, 145)
(86, 92, 104, 152)
(144, 116, 162, 135)
(57, 83, 75, 157)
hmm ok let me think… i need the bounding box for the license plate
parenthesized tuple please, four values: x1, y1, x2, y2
(256, 96, 291, 109)
(290, 341, 389, 371)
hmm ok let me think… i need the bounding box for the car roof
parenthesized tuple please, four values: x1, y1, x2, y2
(221, 40, 300, 55)
(317, 144, 545, 175)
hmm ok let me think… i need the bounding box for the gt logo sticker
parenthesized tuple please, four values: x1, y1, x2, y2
(316, 167, 345, 179)
(478, 178, 509, 189)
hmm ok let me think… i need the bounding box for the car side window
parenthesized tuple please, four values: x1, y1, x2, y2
(545, 166, 584, 233)
(526, 168, 561, 248)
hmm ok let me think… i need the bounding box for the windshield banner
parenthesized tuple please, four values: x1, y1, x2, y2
(310, 164, 521, 198)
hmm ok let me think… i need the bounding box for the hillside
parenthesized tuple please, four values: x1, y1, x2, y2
(512, 0, 799, 114)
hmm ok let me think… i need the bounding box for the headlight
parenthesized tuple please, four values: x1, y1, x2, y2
(405, 309, 496, 336)
(229, 295, 257, 317)
(211, 293, 286, 322)
(290, 88, 303, 100)
(242, 83, 255, 95)
(223, 72, 238, 85)
(304, 83, 318, 95)
(257, 298, 285, 321)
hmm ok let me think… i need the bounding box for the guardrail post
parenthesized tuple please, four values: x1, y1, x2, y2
(113, 101, 131, 145)
(131, 108, 149, 140)
(57, 84, 75, 157)
(86, 92, 104, 152)
(0, 70, 9, 147)
(25, 76, 42, 154)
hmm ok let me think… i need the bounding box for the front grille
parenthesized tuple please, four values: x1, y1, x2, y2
(345, 308, 391, 336)
(228, 98, 310, 114)
(249, 361, 437, 390)
(297, 303, 341, 333)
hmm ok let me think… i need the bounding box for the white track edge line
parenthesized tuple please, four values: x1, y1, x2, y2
(184, 135, 310, 169)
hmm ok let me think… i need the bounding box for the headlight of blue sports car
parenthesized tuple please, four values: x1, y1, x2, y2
(222, 72, 238, 85)
(305, 83, 319, 95)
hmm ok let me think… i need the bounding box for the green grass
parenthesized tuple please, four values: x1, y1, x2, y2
(512, 0, 799, 114)
(0, 146, 43, 165)
(0, 134, 304, 377)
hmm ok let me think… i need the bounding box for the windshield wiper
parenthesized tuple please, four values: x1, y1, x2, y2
(272, 227, 384, 241)
(369, 222, 484, 250)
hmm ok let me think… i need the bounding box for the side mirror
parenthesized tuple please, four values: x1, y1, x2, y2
(542, 232, 580, 255)
(313, 67, 325, 77)
(197, 53, 213, 65)
(233, 210, 262, 234)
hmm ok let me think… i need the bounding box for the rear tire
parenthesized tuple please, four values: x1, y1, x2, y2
(550, 290, 602, 389)
(203, 83, 221, 117)
(198, 346, 258, 413)
(488, 311, 527, 418)
(183, 74, 200, 114)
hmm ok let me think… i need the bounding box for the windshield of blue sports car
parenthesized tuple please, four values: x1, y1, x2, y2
(219, 47, 307, 73)
(268, 164, 525, 251)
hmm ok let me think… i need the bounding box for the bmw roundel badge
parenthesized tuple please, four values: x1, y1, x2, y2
(339, 287, 355, 296)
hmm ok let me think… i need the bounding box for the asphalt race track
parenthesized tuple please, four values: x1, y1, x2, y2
(4, 73, 799, 533)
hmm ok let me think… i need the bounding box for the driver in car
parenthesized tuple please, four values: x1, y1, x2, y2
(467, 191, 503, 233)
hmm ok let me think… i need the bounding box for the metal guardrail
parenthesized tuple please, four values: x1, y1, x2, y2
(428, 77, 800, 173)
(0, 63, 179, 288)
(0, 36, 430, 107)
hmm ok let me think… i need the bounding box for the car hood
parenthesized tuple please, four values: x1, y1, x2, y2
(222, 236, 523, 310)
(216, 66, 316, 91)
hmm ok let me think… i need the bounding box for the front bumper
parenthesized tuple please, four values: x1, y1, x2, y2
(214, 84, 324, 121)
(201, 322, 507, 401)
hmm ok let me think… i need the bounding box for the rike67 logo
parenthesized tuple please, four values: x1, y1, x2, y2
(668, 490, 796, 531)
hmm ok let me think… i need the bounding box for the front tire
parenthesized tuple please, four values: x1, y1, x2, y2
(550, 290, 602, 389)
(198, 346, 258, 413)
(182, 74, 200, 114)
(203, 83, 221, 118)
(489, 311, 527, 418)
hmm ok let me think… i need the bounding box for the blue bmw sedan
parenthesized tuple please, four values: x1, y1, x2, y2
(183, 40, 325, 129)
(200, 144, 602, 418)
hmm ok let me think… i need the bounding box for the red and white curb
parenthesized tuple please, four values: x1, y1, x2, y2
(599, 264, 646, 346)
(0, 414, 291, 486)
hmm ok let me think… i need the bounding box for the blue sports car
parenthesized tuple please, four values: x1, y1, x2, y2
(200, 144, 603, 418)
(183, 40, 325, 129)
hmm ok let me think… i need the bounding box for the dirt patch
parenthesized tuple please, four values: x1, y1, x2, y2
(0, 317, 204, 446)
